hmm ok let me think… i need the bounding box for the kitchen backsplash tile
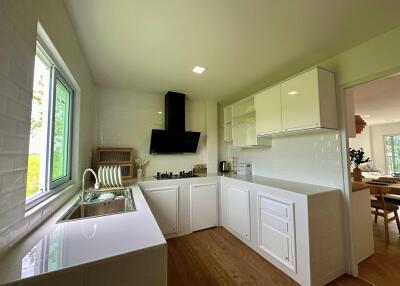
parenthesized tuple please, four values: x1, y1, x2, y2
(223, 130, 343, 189)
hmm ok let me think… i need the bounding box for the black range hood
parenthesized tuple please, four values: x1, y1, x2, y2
(150, 92, 201, 154)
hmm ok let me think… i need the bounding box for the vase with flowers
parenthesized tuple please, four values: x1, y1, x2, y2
(135, 158, 149, 178)
(349, 148, 370, 181)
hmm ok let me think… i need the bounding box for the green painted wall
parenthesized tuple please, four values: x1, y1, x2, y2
(320, 25, 400, 87)
(223, 25, 400, 106)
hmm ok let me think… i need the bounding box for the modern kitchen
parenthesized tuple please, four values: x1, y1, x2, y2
(1, 1, 400, 286)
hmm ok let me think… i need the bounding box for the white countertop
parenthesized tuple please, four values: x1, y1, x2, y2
(0, 172, 339, 285)
(138, 172, 339, 196)
(219, 173, 339, 195)
(0, 185, 166, 285)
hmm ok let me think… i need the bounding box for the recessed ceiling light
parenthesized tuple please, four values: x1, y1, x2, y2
(157, 111, 162, 114)
(288, 91, 298, 95)
(192, 66, 206, 74)
(363, 114, 371, 118)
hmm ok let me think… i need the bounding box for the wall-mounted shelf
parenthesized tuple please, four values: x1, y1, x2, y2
(231, 96, 271, 148)
(96, 147, 134, 179)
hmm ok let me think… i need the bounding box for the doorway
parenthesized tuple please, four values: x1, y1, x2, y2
(345, 72, 400, 285)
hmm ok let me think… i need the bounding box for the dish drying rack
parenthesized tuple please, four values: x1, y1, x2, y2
(84, 187, 128, 202)
(92, 186, 126, 192)
(96, 147, 134, 179)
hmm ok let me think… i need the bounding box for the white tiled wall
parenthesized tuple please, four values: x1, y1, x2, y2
(0, 0, 96, 255)
(218, 106, 344, 189)
(96, 88, 211, 176)
(0, 1, 36, 254)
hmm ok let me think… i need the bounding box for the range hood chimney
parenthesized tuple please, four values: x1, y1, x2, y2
(149, 91, 200, 154)
(165, 91, 185, 131)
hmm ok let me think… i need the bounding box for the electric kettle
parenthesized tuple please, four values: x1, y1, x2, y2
(219, 161, 229, 172)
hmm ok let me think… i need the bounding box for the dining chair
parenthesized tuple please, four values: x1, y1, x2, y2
(370, 185, 400, 243)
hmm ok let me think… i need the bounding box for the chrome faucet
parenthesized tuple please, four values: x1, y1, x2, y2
(81, 168, 100, 203)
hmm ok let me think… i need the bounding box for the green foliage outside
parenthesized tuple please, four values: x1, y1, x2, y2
(26, 154, 40, 198)
(26, 57, 71, 198)
(385, 135, 400, 173)
(52, 80, 70, 181)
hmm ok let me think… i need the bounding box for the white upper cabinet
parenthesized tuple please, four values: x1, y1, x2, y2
(254, 67, 337, 136)
(224, 106, 233, 142)
(255, 84, 282, 135)
(227, 67, 337, 141)
(281, 67, 337, 132)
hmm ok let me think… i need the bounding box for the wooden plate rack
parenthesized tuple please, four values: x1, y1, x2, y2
(96, 147, 134, 179)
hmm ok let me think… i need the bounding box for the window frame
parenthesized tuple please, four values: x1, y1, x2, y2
(48, 68, 74, 189)
(25, 41, 75, 210)
(384, 134, 400, 174)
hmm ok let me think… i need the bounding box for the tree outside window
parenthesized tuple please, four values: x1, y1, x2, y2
(384, 135, 400, 174)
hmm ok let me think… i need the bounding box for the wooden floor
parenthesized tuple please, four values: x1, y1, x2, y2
(167, 227, 372, 286)
(356, 216, 400, 286)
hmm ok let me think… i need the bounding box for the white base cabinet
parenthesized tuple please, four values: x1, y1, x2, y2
(140, 175, 346, 286)
(258, 195, 296, 272)
(226, 184, 250, 240)
(220, 176, 346, 286)
(351, 188, 374, 264)
(143, 186, 179, 235)
(190, 183, 218, 232)
(138, 176, 220, 238)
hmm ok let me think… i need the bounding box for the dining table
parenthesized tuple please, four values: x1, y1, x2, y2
(352, 177, 400, 195)
(351, 176, 400, 244)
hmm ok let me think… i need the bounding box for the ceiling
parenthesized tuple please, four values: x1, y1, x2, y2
(64, 0, 400, 102)
(348, 73, 400, 126)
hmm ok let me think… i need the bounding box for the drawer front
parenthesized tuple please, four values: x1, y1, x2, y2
(260, 223, 291, 264)
(260, 197, 289, 219)
(260, 210, 289, 233)
(258, 194, 296, 273)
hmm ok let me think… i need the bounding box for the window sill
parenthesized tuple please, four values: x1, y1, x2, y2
(25, 182, 77, 217)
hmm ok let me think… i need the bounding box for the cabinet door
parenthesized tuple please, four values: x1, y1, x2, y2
(281, 68, 320, 131)
(255, 85, 282, 135)
(145, 187, 178, 235)
(227, 185, 250, 240)
(224, 123, 232, 142)
(190, 183, 218, 232)
(260, 223, 291, 261)
(258, 195, 296, 272)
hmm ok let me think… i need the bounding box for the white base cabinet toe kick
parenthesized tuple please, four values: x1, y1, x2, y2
(139, 174, 346, 286)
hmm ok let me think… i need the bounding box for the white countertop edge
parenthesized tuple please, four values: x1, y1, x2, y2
(0, 185, 166, 286)
(137, 172, 340, 196)
(2, 243, 166, 286)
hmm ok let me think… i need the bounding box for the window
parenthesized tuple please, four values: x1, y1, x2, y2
(384, 135, 400, 174)
(26, 42, 74, 207)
